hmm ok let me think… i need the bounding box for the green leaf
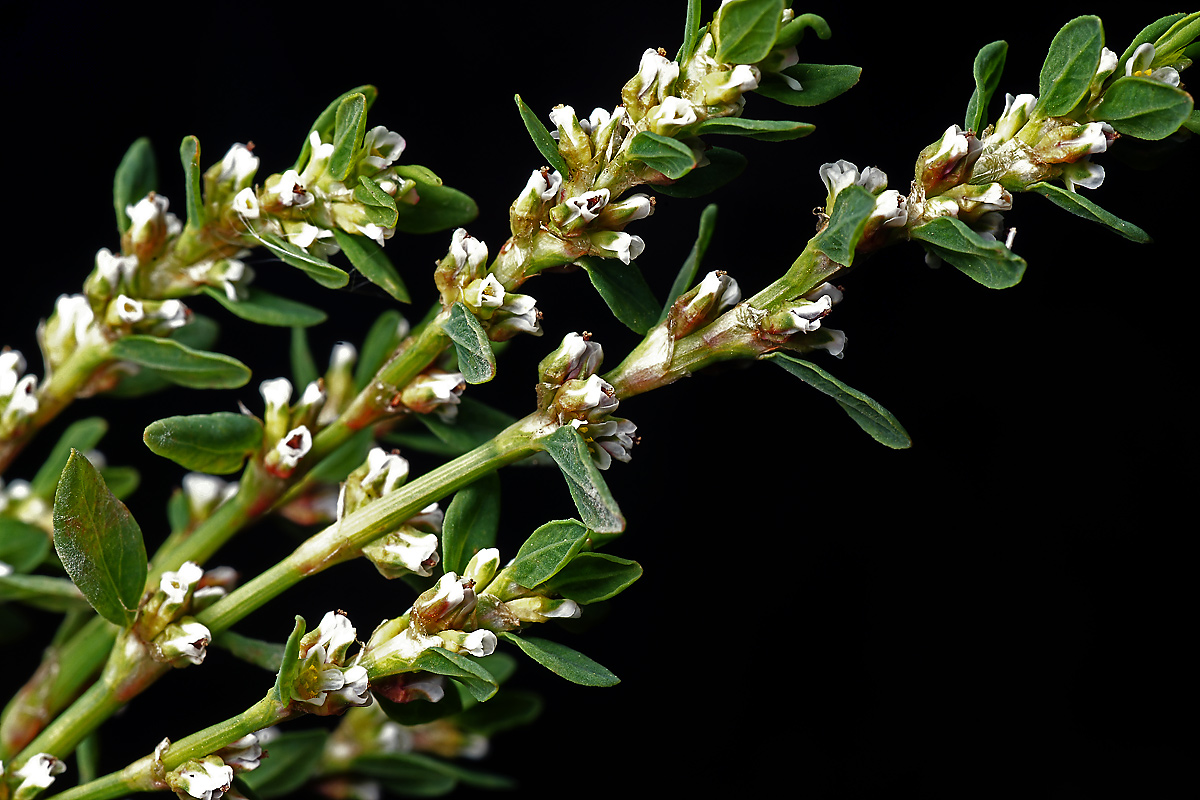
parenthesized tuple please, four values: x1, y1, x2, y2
(769, 354, 911, 449)
(355, 309, 408, 390)
(443, 302, 496, 385)
(442, 472, 501, 576)
(400, 397, 519, 457)
(110, 336, 251, 389)
(910, 215, 1027, 289)
(273, 616, 306, 704)
(0, 518, 51, 573)
(249, 228, 350, 289)
(410, 648, 499, 702)
(31, 417, 109, 499)
(653, 147, 746, 198)
(290, 326, 319, 388)
(202, 286, 326, 327)
(1037, 15, 1104, 117)
(143, 412, 264, 474)
(514, 94, 570, 177)
(0, 573, 89, 612)
(354, 176, 399, 228)
(755, 64, 861, 107)
(576, 256, 660, 335)
(696, 117, 814, 141)
(394, 164, 443, 186)
(1028, 181, 1151, 243)
(99, 466, 140, 500)
(627, 131, 697, 180)
(714, 0, 785, 65)
(104, 315, 221, 398)
(292, 86, 378, 172)
(676, 0, 703, 63)
(77, 731, 101, 785)
(1151, 11, 1200, 63)
(965, 40, 1008, 133)
(241, 729, 327, 798)
(498, 632, 619, 687)
(329, 92, 367, 182)
(1185, 108, 1200, 135)
(374, 681, 464, 726)
(52, 450, 148, 628)
(776, 12, 831, 47)
(507, 519, 591, 589)
(392, 183, 478, 234)
(1093, 76, 1194, 140)
(113, 137, 157, 234)
(1118, 13, 1188, 69)
(542, 552, 643, 604)
(213, 630, 285, 672)
(456, 689, 543, 736)
(539, 426, 624, 534)
(353, 752, 515, 793)
(332, 228, 410, 303)
(813, 184, 877, 266)
(659, 203, 718, 323)
(179, 136, 205, 231)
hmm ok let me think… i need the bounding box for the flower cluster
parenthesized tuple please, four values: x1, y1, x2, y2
(286, 611, 371, 716)
(135, 560, 232, 668)
(434, 228, 542, 341)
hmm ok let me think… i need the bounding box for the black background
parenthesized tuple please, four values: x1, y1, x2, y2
(1, 3, 1195, 798)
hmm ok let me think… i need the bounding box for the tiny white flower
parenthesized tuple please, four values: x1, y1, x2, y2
(173, 758, 232, 800)
(449, 228, 488, 271)
(871, 190, 908, 228)
(156, 619, 212, 666)
(523, 168, 563, 202)
(363, 447, 410, 496)
(331, 341, 358, 369)
(562, 189, 611, 226)
(633, 48, 679, 102)
(0, 561, 12, 577)
(275, 425, 313, 469)
(217, 143, 259, 186)
(182, 473, 236, 517)
(356, 222, 394, 245)
(271, 169, 314, 209)
(360, 125, 407, 171)
(153, 299, 189, 330)
(648, 96, 698, 135)
(219, 734, 262, 772)
(1125, 42, 1181, 85)
(990, 93, 1037, 143)
(47, 294, 98, 352)
(590, 230, 645, 265)
(260, 377, 293, 410)
(298, 380, 326, 408)
(464, 273, 506, 309)
(1, 350, 26, 397)
(819, 160, 861, 203)
(13, 753, 66, 792)
(547, 104, 579, 133)
(407, 502, 444, 532)
(232, 187, 259, 218)
(96, 247, 139, 287)
(5, 375, 39, 420)
(1061, 159, 1106, 191)
(115, 294, 144, 323)
(159, 561, 204, 606)
(126, 193, 171, 231)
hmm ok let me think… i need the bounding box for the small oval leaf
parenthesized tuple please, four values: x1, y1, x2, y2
(576, 256, 660, 335)
(498, 632, 619, 687)
(332, 228, 410, 303)
(627, 131, 697, 180)
(202, 286, 327, 327)
(443, 302, 497, 385)
(143, 412, 264, 474)
(110, 336, 252, 389)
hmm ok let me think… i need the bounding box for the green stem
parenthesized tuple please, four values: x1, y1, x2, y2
(199, 418, 542, 635)
(50, 693, 291, 800)
(10, 678, 124, 768)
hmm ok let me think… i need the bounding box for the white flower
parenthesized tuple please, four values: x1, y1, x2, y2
(153, 299, 189, 330)
(275, 425, 312, 469)
(360, 125, 407, 171)
(547, 104, 579, 133)
(695, 270, 741, 314)
(578, 416, 637, 470)
(159, 561, 204, 606)
(126, 193, 172, 232)
(633, 48, 679, 103)
(407, 502, 444, 532)
(449, 228, 488, 271)
(337, 664, 372, 706)
(366, 528, 440, 578)
(260, 377, 293, 410)
(4, 375, 39, 420)
(47, 293, 99, 352)
(172, 759, 233, 800)
(363, 447, 410, 496)
(232, 187, 260, 218)
(590, 230, 645, 265)
(13, 753, 66, 792)
(182, 473, 237, 517)
(356, 223, 394, 245)
(96, 247, 139, 287)
(1125, 43, 1180, 86)
(156, 619, 212, 665)
(449, 629, 497, 657)
(218, 734, 262, 772)
(217, 143, 259, 186)
(0, 561, 12, 577)
(1061, 159, 1105, 191)
(989, 93, 1037, 143)
(819, 160, 861, 203)
(777, 294, 833, 335)
(703, 64, 760, 103)
(309, 610, 358, 663)
(1, 350, 26, 397)
(871, 190, 908, 228)
(491, 292, 541, 339)
(331, 341, 357, 369)
(647, 96, 698, 135)
(463, 273, 506, 309)
(523, 168, 563, 202)
(115, 294, 145, 323)
(562, 189, 610, 226)
(270, 169, 314, 209)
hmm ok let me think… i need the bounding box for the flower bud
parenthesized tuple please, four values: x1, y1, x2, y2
(488, 292, 542, 341)
(124, 193, 180, 259)
(260, 377, 294, 444)
(362, 527, 440, 579)
(622, 48, 679, 116)
(915, 125, 977, 195)
(153, 618, 211, 666)
(701, 64, 760, 104)
(594, 193, 654, 230)
(401, 370, 465, 415)
(548, 105, 593, 170)
(462, 547, 501, 591)
(538, 331, 604, 387)
(646, 96, 698, 137)
(555, 374, 620, 423)
(165, 756, 232, 800)
(437, 629, 496, 657)
(504, 596, 582, 623)
(668, 270, 741, 339)
(11, 753, 66, 797)
(588, 230, 645, 265)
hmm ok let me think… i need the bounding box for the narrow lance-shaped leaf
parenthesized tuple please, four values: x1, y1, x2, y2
(627, 131, 697, 180)
(290, 326, 320, 388)
(292, 85, 378, 172)
(653, 147, 746, 199)
(110, 336, 252, 389)
(179, 135, 205, 231)
(202, 286, 327, 327)
(514, 94, 570, 177)
(675, 0, 703, 63)
(442, 472, 502, 575)
(31, 417, 109, 499)
(143, 412, 265, 474)
(355, 309, 409, 390)
(1093, 76, 1194, 140)
(332, 228, 410, 303)
(769, 354, 912, 449)
(660, 203, 718, 323)
(539, 426, 624, 534)
(1027, 182, 1151, 243)
(102, 314, 221, 398)
(329, 92, 367, 182)
(404, 397, 520, 457)
(812, 184, 877, 266)
(577, 256, 660, 335)
(695, 117, 815, 141)
(714, 0, 785, 65)
(910, 215, 1027, 289)
(248, 228, 350, 289)
(53, 450, 148, 628)
(1036, 15, 1104, 117)
(1151, 11, 1200, 62)
(542, 552, 643, 604)
(498, 632, 619, 687)
(273, 616, 306, 704)
(113, 137, 157, 234)
(965, 40, 1008, 133)
(506, 519, 591, 589)
(444, 302, 496, 384)
(754, 64, 861, 107)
